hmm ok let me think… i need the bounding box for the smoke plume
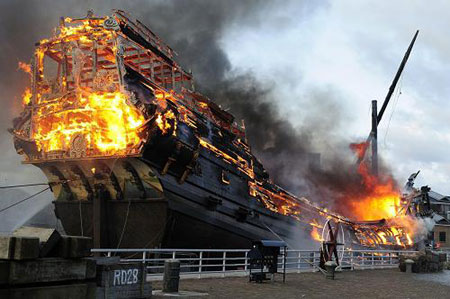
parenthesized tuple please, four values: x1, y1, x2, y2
(0, 0, 399, 223)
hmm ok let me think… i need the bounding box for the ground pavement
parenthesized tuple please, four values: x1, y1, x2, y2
(153, 269, 450, 298)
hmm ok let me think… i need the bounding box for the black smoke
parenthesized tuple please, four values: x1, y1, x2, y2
(0, 0, 395, 221)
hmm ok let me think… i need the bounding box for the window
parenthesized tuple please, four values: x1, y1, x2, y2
(439, 231, 446, 242)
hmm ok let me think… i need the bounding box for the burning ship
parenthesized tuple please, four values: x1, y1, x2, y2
(11, 10, 420, 250)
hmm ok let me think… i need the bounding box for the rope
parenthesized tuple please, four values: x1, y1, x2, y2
(0, 187, 50, 213)
(0, 179, 78, 190)
(0, 182, 49, 189)
(115, 199, 132, 251)
(383, 75, 403, 146)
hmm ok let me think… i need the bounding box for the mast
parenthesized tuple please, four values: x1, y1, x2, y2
(371, 100, 378, 176)
(377, 30, 419, 124)
(357, 30, 419, 169)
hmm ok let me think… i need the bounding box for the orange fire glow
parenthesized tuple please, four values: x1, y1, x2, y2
(156, 110, 177, 135)
(311, 226, 324, 242)
(33, 91, 145, 155)
(22, 88, 32, 106)
(347, 142, 402, 221)
(18, 62, 31, 75)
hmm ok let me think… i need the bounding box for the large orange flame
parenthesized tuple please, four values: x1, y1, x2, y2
(347, 142, 402, 221)
(33, 91, 144, 155)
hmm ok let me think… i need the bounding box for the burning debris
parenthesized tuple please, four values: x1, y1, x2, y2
(10, 10, 431, 250)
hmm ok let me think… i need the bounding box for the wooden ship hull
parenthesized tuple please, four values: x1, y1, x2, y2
(11, 10, 416, 250)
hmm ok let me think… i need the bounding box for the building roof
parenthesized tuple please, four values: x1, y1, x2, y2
(415, 190, 450, 205)
(429, 191, 450, 202)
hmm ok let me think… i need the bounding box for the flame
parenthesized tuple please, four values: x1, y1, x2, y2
(18, 62, 31, 75)
(156, 110, 177, 135)
(22, 88, 32, 106)
(33, 91, 144, 155)
(311, 226, 324, 242)
(347, 142, 401, 221)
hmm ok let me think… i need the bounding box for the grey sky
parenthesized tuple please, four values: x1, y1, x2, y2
(223, 0, 450, 193)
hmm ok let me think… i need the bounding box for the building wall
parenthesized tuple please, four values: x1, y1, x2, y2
(433, 225, 450, 249)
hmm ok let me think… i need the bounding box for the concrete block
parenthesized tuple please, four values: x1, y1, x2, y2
(96, 282, 152, 299)
(7, 258, 96, 285)
(0, 236, 14, 260)
(96, 262, 145, 287)
(0, 236, 40, 261)
(0, 282, 96, 299)
(13, 226, 61, 257)
(0, 261, 10, 284)
(13, 237, 40, 260)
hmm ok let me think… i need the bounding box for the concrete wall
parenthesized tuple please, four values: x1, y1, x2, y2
(433, 225, 450, 249)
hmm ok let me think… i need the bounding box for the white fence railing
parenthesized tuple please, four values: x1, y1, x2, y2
(91, 248, 441, 280)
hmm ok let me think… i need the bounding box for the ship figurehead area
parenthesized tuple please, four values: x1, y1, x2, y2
(11, 10, 423, 250)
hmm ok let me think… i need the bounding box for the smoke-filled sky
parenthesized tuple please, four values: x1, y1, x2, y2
(1, 0, 450, 229)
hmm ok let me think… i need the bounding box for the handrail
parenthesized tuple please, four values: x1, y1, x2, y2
(90, 248, 440, 280)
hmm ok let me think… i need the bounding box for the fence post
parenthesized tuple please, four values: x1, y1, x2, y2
(244, 251, 248, 272)
(107, 251, 111, 257)
(372, 252, 375, 268)
(172, 251, 176, 260)
(222, 251, 227, 278)
(198, 251, 203, 279)
(142, 251, 146, 264)
(350, 251, 354, 270)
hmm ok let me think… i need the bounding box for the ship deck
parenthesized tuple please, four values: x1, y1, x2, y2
(152, 269, 450, 298)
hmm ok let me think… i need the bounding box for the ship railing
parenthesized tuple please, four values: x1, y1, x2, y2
(91, 248, 421, 280)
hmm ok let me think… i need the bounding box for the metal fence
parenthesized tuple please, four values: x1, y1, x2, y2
(92, 248, 443, 280)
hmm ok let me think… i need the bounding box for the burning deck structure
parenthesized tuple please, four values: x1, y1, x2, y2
(10, 10, 425, 250)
